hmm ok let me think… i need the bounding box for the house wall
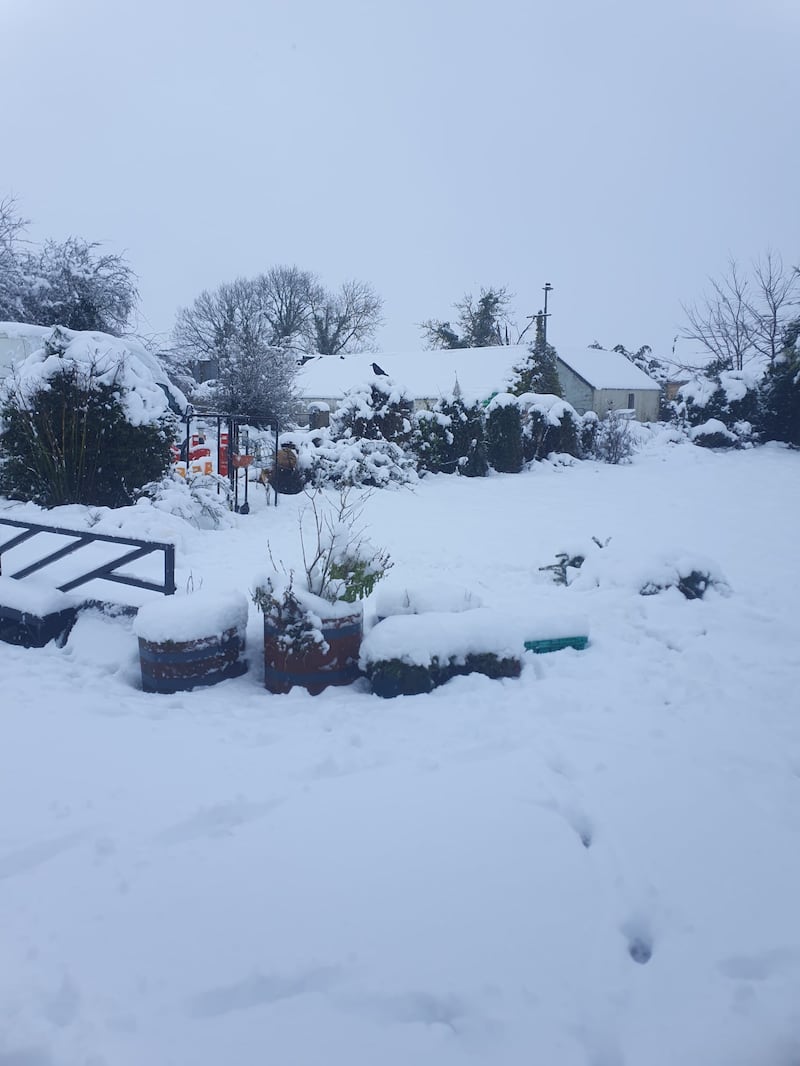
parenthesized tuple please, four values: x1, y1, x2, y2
(556, 361, 594, 415)
(595, 388, 660, 421)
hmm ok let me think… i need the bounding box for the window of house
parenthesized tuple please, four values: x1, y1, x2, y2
(627, 393, 635, 409)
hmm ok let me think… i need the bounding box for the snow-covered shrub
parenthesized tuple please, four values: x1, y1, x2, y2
(759, 343, 800, 446)
(592, 409, 635, 464)
(675, 370, 760, 445)
(519, 394, 582, 461)
(486, 394, 523, 473)
(580, 411, 599, 457)
(254, 489, 392, 654)
(689, 419, 738, 449)
(297, 431, 417, 489)
(568, 542, 731, 599)
(0, 327, 174, 507)
(331, 376, 414, 445)
(296, 488, 393, 604)
(433, 394, 484, 473)
(639, 558, 732, 600)
(539, 537, 610, 585)
(137, 472, 234, 529)
(411, 408, 453, 474)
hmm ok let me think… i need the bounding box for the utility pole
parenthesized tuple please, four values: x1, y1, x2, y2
(542, 282, 553, 348)
(519, 281, 555, 347)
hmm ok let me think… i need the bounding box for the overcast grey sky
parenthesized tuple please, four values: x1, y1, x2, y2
(3, 0, 798, 362)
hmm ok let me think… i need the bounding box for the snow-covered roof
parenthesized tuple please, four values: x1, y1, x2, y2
(557, 349, 660, 390)
(296, 345, 528, 405)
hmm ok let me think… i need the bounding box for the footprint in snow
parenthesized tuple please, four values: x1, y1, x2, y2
(156, 798, 279, 846)
(188, 966, 340, 1018)
(621, 917, 654, 965)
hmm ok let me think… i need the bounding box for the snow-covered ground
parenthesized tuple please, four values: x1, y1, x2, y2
(1, 436, 799, 1066)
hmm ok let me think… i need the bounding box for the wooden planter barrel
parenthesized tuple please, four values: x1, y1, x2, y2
(139, 624, 247, 694)
(264, 609, 362, 695)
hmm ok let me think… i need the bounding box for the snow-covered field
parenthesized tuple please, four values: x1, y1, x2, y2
(2, 436, 799, 1066)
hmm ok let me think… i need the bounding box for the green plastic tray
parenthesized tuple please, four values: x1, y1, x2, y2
(524, 635, 588, 654)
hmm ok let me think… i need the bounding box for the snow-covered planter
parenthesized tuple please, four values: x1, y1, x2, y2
(0, 576, 78, 647)
(253, 489, 391, 694)
(133, 590, 248, 693)
(255, 576, 363, 695)
(360, 609, 524, 698)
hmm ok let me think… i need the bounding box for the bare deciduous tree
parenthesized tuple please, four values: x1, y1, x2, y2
(682, 253, 799, 372)
(0, 196, 28, 319)
(306, 279, 383, 355)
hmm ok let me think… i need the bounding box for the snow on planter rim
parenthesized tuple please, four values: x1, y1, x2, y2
(0, 576, 76, 616)
(360, 607, 589, 668)
(133, 590, 249, 644)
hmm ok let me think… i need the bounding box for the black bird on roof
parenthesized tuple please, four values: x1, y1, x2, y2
(371, 361, 388, 376)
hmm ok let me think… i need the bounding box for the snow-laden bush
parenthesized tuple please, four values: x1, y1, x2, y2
(411, 408, 453, 474)
(137, 472, 234, 529)
(438, 394, 488, 477)
(760, 344, 800, 446)
(331, 376, 415, 445)
(675, 370, 760, 445)
(563, 539, 732, 599)
(518, 393, 581, 461)
(296, 430, 417, 489)
(688, 419, 738, 449)
(486, 393, 524, 473)
(592, 409, 636, 464)
(0, 327, 176, 507)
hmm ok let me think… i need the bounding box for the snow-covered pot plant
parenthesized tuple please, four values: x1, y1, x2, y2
(133, 589, 249, 694)
(253, 488, 392, 695)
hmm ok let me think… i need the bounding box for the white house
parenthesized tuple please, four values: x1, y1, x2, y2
(555, 349, 661, 421)
(294, 345, 530, 423)
(295, 344, 662, 424)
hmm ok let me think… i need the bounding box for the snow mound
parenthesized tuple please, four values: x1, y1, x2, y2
(689, 419, 737, 443)
(374, 580, 483, 619)
(573, 542, 731, 597)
